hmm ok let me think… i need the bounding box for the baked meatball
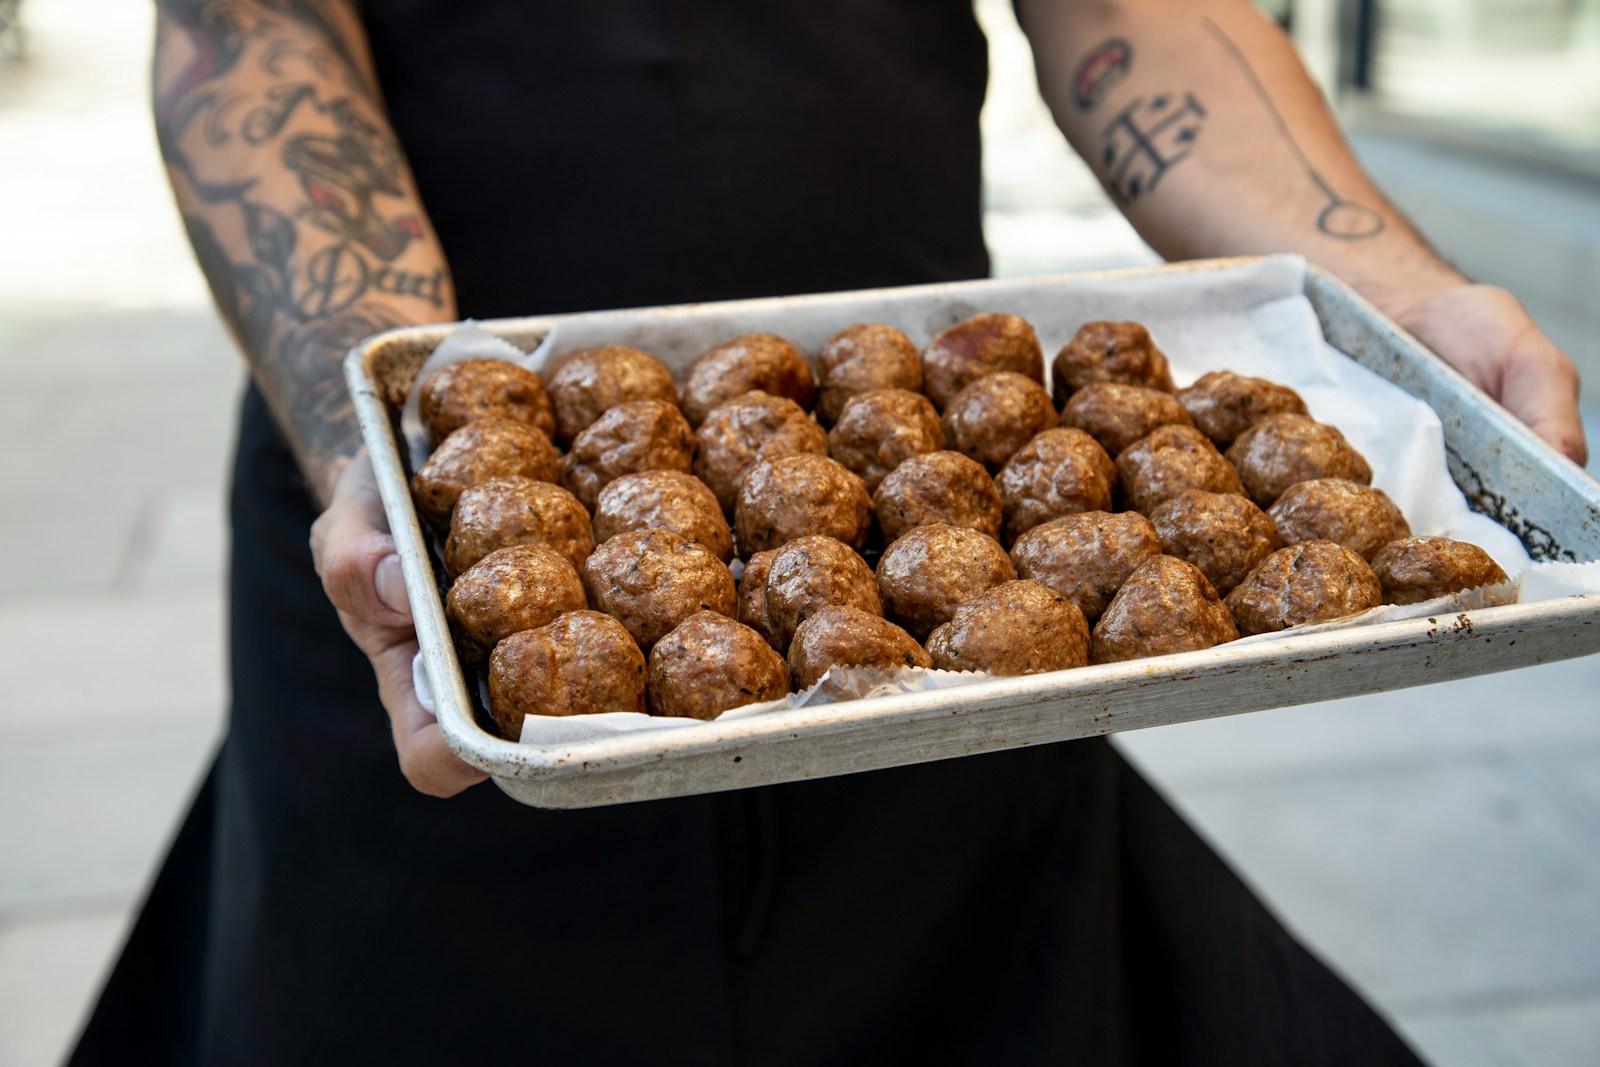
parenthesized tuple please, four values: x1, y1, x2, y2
(445, 476, 594, 576)
(1116, 424, 1246, 515)
(1177, 370, 1309, 448)
(737, 549, 782, 650)
(487, 611, 646, 737)
(875, 523, 1017, 640)
(827, 388, 945, 493)
(994, 428, 1116, 543)
(445, 544, 587, 664)
(1059, 382, 1194, 458)
(941, 371, 1058, 471)
(1226, 413, 1373, 508)
(412, 417, 561, 529)
(816, 323, 922, 425)
(695, 391, 829, 514)
(582, 529, 736, 650)
(681, 333, 816, 427)
(787, 605, 932, 692)
(545, 346, 678, 445)
(648, 611, 792, 720)
(873, 451, 1004, 544)
(559, 398, 696, 511)
(1090, 556, 1239, 664)
(419, 358, 555, 446)
(921, 312, 1045, 411)
(1150, 489, 1282, 597)
(1269, 478, 1411, 561)
(925, 580, 1089, 676)
(591, 469, 733, 562)
(735, 453, 873, 555)
(764, 535, 882, 650)
(1050, 321, 1174, 408)
(1010, 510, 1161, 624)
(1226, 540, 1385, 635)
(1371, 536, 1510, 605)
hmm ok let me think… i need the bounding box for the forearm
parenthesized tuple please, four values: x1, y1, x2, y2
(154, 0, 456, 504)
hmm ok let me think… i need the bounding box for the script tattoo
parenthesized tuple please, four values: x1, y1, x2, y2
(1099, 93, 1207, 201)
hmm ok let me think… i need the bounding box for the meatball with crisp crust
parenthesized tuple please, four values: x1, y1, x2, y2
(875, 523, 1016, 640)
(942, 371, 1058, 472)
(1090, 555, 1239, 664)
(592, 469, 733, 562)
(1059, 382, 1194, 458)
(583, 529, 736, 650)
(681, 333, 816, 427)
(560, 398, 695, 512)
(1117, 424, 1246, 515)
(487, 611, 646, 737)
(921, 312, 1044, 411)
(994, 428, 1115, 543)
(412, 417, 561, 529)
(827, 388, 944, 493)
(445, 476, 594, 576)
(735, 453, 873, 555)
(816, 323, 922, 426)
(737, 549, 782, 650)
(1226, 413, 1372, 508)
(873, 451, 1004, 545)
(1051, 321, 1174, 408)
(926, 580, 1089, 676)
(648, 611, 791, 720)
(1371, 537, 1510, 605)
(1177, 370, 1309, 449)
(445, 544, 587, 664)
(1269, 478, 1410, 561)
(764, 535, 882, 650)
(1010, 510, 1162, 624)
(695, 391, 829, 515)
(545, 346, 678, 445)
(419, 358, 556, 446)
(1150, 489, 1282, 597)
(1226, 540, 1384, 635)
(787, 605, 931, 692)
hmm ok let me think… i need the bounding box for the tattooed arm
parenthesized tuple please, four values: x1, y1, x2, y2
(1018, 0, 1586, 463)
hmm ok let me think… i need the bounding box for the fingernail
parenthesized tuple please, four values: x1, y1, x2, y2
(376, 555, 409, 615)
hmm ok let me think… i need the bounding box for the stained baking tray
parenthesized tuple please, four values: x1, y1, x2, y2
(346, 257, 1600, 809)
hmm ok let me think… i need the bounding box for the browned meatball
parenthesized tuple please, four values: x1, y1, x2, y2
(994, 428, 1116, 543)
(1089, 556, 1239, 664)
(787, 605, 932, 691)
(487, 611, 646, 737)
(419, 358, 556, 446)
(445, 544, 587, 664)
(1150, 489, 1282, 597)
(681, 333, 816, 427)
(1059, 382, 1194, 458)
(827, 388, 945, 493)
(1117, 424, 1246, 515)
(873, 450, 1004, 544)
(582, 529, 736, 650)
(737, 549, 782, 650)
(764, 535, 882, 650)
(1226, 413, 1373, 508)
(694, 391, 829, 514)
(1177, 370, 1309, 448)
(875, 523, 1017, 640)
(1226, 540, 1385, 635)
(1050, 321, 1174, 408)
(921, 312, 1045, 411)
(412, 417, 561, 529)
(942, 372, 1058, 472)
(735, 453, 873, 555)
(445, 476, 594, 576)
(647, 611, 792, 720)
(592, 469, 733, 562)
(926, 580, 1089, 676)
(559, 399, 696, 512)
(1269, 478, 1411, 561)
(545, 346, 678, 445)
(816, 323, 922, 426)
(1371, 537, 1510, 605)
(1010, 510, 1161, 624)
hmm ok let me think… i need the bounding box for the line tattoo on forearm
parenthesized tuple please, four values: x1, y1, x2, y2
(1200, 16, 1385, 240)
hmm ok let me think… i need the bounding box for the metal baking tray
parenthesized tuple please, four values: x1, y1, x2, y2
(346, 257, 1600, 808)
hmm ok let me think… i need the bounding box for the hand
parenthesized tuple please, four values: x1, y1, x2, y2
(1387, 283, 1588, 466)
(310, 457, 488, 798)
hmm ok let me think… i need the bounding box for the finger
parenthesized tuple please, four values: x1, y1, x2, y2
(319, 527, 414, 628)
(1499, 345, 1589, 466)
(372, 639, 488, 797)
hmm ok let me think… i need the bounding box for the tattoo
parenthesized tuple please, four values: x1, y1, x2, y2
(1071, 38, 1133, 111)
(1201, 17, 1385, 240)
(1100, 93, 1207, 201)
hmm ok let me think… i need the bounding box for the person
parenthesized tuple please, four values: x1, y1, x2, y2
(74, 1, 1585, 1064)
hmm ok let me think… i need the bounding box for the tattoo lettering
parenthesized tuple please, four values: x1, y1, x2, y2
(299, 244, 446, 316)
(1201, 17, 1385, 240)
(1099, 93, 1207, 202)
(1071, 38, 1133, 111)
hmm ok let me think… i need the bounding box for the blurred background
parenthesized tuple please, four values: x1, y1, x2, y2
(0, 0, 1597, 1064)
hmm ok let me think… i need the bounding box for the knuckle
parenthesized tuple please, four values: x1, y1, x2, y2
(319, 531, 389, 613)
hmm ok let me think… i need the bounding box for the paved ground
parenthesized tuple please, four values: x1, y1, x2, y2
(0, 2, 1596, 1065)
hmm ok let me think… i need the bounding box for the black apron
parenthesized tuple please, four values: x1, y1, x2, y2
(73, 3, 1422, 1063)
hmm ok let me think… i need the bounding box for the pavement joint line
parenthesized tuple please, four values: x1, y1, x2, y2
(0, 894, 136, 929)
(0, 715, 223, 749)
(1387, 975, 1600, 1019)
(107, 488, 164, 594)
